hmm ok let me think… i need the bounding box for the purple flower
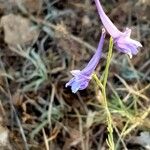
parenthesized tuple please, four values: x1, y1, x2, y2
(94, 0, 142, 58)
(66, 29, 106, 93)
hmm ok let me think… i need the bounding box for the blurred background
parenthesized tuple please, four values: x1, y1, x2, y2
(0, 0, 149, 149)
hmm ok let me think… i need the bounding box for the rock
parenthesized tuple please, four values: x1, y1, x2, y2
(0, 14, 39, 45)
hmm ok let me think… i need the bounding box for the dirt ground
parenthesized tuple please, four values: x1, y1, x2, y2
(0, 0, 149, 150)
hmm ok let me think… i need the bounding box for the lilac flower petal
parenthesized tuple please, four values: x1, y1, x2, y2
(70, 70, 81, 76)
(116, 44, 133, 58)
(79, 81, 89, 90)
(71, 70, 91, 80)
(128, 39, 142, 48)
(65, 78, 74, 87)
(115, 36, 142, 57)
(71, 81, 81, 93)
(123, 28, 131, 37)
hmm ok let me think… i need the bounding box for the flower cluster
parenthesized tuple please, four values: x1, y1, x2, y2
(66, 0, 142, 93)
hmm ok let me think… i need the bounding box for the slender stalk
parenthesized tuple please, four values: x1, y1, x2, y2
(103, 37, 113, 87)
(93, 37, 115, 150)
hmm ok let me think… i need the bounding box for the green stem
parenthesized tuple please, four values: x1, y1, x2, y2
(103, 37, 113, 88)
(93, 37, 115, 150)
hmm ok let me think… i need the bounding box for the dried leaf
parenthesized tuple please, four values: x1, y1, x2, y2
(12, 91, 23, 106)
(0, 0, 42, 14)
(135, 0, 150, 20)
(16, 0, 42, 14)
(0, 126, 9, 147)
(85, 111, 96, 129)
